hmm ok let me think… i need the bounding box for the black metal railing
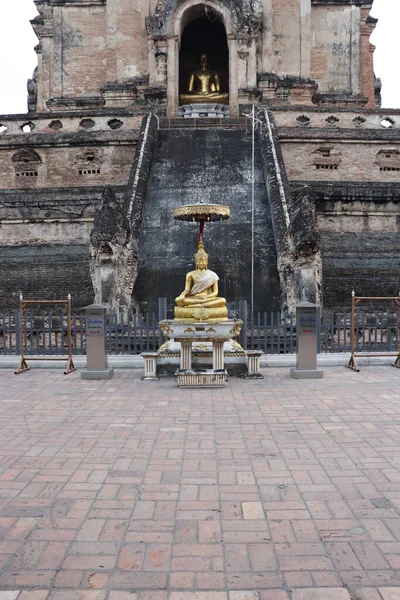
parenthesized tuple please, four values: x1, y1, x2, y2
(0, 303, 399, 356)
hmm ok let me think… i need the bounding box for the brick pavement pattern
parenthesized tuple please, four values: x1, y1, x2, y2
(1, 367, 400, 599)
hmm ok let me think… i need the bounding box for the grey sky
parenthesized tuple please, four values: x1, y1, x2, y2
(0, 0, 399, 115)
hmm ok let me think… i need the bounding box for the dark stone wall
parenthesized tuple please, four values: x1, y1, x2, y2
(295, 182, 400, 310)
(0, 245, 93, 311)
(134, 128, 281, 314)
(321, 232, 400, 309)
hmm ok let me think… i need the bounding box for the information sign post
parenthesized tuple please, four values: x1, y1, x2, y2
(290, 302, 323, 379)
(81, 304, 114, 380)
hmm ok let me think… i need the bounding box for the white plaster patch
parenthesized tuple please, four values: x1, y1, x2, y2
(124, 64, 138, 78)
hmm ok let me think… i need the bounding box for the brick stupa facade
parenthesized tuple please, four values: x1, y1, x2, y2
(0, 0, 398, 314)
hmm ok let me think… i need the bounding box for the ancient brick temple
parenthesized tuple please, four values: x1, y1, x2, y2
(0, 0, 398, 314)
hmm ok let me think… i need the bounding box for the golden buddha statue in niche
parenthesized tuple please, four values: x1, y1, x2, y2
(179, 53, 229, 105)
(174, 239, 228, 322)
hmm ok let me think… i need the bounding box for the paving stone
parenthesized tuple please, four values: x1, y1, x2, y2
(196, 571, 225, 588)
(229, 593, 260, 599)
(242, 502, 265, 520)
(112, 572, 168, 588)
(138, 593, 168, 600)
(259, 594, 290, 600)
(48, 593, 107, 600)
(143, 544, 171, 571)
(170, 594, 227, 600)
(380, 590, 400, 600)
(285, 571, 314, 587)
(2, 367, 400, 598)
(170, 571, 196, 588)
(237, 473, 256, 486)
(350, 589, 384, 600)
(291, 590, 351, 600)
(18, 593, 49, 600)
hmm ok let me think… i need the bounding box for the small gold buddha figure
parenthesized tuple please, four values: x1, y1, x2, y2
(174, 240, 228, 322)
(179, 53, 229, 105)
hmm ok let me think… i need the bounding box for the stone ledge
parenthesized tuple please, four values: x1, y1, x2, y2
(311, 0, 369, 5)
(278, 128, 400, 141)
(291, 181, 400, 204)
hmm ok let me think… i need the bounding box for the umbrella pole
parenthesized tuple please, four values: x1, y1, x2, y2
(199, 219, 205, 249)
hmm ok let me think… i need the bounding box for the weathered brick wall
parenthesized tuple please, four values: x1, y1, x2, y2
(0, 187, 120, 247)
(281, 141, 400, 183)
(360, 7, 377, 108)
(32, 0, 372, 108)
(310, 5, 360, 95)
(0, 187, 126, 309)
(105, 0, 150, 82)
(0, 144, 134, 190)
(318, 203, 400, 235)
(265, 0, 304, 76)
(57, 6, 109, 97)
(293, 181, 400, 308)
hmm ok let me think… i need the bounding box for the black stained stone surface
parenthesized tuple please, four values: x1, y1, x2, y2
(0, 245, 92, 311)
(133, 128, 281, 314)
(321, 231, 400, 310)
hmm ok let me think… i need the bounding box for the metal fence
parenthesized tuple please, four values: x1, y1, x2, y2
(245, 309, 399, 355)
(0, 307, 399, 356)
(0, 311, 163, 356)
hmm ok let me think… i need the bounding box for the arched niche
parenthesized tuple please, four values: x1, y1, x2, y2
(12, 148, 43, 189)
(167, 0, 238, 117)
(179, 15, 229, 102)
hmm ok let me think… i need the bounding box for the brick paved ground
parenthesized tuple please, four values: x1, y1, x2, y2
(1, 366, 400, 600)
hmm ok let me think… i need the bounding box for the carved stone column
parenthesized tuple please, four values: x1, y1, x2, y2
(213, 341, 225, 371)
(167, 36, 178, 117)
(180, 341, 192, 370)
(228, 35, 239, 117)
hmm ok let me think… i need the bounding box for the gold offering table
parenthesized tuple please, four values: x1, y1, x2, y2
(159, 319, 243, 388)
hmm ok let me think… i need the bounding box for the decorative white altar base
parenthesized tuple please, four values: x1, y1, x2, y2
(178, 103, 230, 118)
(158, 319, 244, 387)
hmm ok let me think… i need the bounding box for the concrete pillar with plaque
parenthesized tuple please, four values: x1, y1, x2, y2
(290, 302, 323, 379)
(81, 304, 114, 380)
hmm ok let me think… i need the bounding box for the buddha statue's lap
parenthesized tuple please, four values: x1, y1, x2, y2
(174, 244, 228, 322)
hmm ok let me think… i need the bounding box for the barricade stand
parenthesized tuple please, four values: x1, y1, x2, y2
(347, 292, 400, 372)
(15, 294, 76, 375)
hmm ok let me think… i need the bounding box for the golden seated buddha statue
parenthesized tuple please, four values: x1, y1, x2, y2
(174, 240, 228, 322)
(179, 53, 229, 105)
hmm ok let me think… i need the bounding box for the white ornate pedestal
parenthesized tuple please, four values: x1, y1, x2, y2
(178, 103, 230, 118)
(159, 319, 242, 387)
(141, 352, 159, 380)
(245, 350, 264, 379)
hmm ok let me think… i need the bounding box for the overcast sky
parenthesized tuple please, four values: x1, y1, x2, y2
(0, 0, 399, 115)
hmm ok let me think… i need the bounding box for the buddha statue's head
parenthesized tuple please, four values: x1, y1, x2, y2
(199, 53, 208, 70)
(194, 246, 208, 271)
